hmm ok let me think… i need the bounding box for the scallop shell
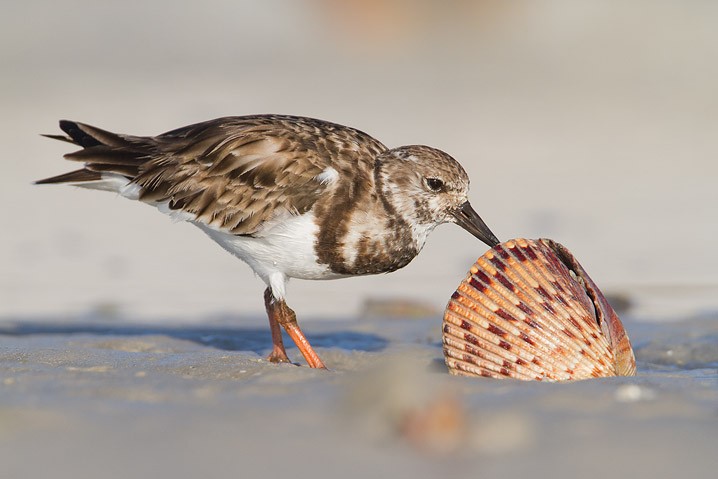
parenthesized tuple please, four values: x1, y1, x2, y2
(443, 238, 636, 381)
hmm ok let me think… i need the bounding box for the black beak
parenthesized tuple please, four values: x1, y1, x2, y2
(452, 201, 500, 248)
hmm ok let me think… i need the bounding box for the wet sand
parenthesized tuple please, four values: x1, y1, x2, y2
(1, 314, 716, 479)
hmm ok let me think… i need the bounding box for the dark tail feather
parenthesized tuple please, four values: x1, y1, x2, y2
(35, 169, 102, 185)
(58, 119, 134, 148)
(38, 120, 150, 185)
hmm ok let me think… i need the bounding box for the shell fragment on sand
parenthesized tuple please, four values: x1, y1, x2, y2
(443, 238, 636, 381)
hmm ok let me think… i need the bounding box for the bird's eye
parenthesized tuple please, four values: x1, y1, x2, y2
(426, 177, 444, 192)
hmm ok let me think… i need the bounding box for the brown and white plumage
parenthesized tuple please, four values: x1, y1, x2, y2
(38, 115, 499, 368)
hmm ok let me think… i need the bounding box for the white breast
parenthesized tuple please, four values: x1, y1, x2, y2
(193, 211, 346, 297)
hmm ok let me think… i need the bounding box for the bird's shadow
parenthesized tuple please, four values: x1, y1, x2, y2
(0, 317, 389, 356)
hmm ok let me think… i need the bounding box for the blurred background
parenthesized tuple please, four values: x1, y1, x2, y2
(2, 0, 717, 321)
(2, 3, 717, 479)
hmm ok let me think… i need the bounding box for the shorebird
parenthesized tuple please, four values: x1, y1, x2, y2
(37, 115, 500, 368)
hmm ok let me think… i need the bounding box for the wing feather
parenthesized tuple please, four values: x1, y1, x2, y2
(41, 115, 387, 236)
(134, 119, 343, 235)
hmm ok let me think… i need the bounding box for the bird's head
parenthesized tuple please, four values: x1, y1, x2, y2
(375, 145, 500, 248)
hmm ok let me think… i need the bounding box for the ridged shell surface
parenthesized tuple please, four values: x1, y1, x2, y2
(443, 238, 636, 381)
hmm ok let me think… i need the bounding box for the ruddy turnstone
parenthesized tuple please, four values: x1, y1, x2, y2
(37, 115, 499, 368)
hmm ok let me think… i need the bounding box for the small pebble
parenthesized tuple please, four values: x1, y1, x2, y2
(614, 384, 656, 402)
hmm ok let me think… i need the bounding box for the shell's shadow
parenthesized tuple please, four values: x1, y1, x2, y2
(0, 318, 389, 356)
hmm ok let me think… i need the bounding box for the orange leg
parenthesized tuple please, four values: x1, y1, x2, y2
(263, 288, 291, 363)
(264, 287, 326, 369)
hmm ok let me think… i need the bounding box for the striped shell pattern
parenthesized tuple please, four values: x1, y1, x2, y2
(443, 238, 636, 381)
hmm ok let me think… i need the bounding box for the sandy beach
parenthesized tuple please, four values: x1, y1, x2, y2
(1, 1, 717, 478)
(1, 314, 716, 479)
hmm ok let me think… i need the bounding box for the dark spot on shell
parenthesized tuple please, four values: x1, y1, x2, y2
(460, 320, 472, 331)
(489, 256, 507, 271)
(495, 308, 515, 322)
(480, 370, 493, 378)
(443, 324, 450, 334)
(498, 340, 512, 350)
(497, 247, 510, 260)
(542, 302, 556, 314)
(525, 318, 540, 329)
(536, 286, 550, 299)
(500, 367, 510, 376)
(487, 324, 507, 337)
(531, 357, 541, 366)
(556, 295, 568, 306)
(516, 358, 527, 366)
(518, 303, 533, 315)
(495, 271, 515, 291)
(465, 344, 480, 358)
(563, 328, 576, 339)
(524, 246, 538, 260)
(464, 333, 479, 346)
(463, 353, 477, 365)
(451, 291, 460, 299)
(502, 360, 512, 369)
(468, 276, 487, 293)
(473, 270, 492, 286)
(565, 368, 574, 375)
(520, 332, 535, 345)
(513, 248, 527, 262)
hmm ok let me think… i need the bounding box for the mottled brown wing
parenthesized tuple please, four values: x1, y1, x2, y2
(39, 115, 388, 236)
(135, 121, 334, 235)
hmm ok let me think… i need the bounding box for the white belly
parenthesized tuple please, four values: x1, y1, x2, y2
(194, 211, 345, 284)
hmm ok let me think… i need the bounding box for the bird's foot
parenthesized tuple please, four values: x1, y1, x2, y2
(266, 346, 292, 364)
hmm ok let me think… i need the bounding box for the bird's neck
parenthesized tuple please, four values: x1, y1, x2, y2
(310, 183, 429, 277)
